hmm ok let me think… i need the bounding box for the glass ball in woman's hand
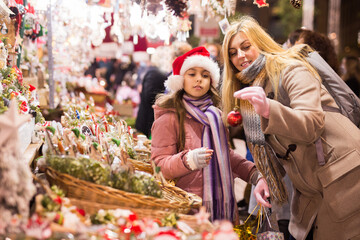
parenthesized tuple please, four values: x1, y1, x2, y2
(227, 110, 242, 127)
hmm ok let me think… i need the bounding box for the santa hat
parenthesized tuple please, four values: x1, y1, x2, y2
(164, 46, 220, 92)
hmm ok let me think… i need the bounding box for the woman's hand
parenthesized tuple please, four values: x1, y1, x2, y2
(253, 178, 272, 208)
(233, 86, 270, 118)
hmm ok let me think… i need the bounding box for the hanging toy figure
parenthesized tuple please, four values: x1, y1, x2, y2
(227, 107, 242, 127)
(0, 40, 8, 69)
(23, 3, 37, 39)
(290, 0, 302, 9)
(253, 0, 269, 8)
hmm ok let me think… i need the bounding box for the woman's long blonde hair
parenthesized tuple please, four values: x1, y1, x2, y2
(155, 87, 221, 151)
(221, 16, 319, 123)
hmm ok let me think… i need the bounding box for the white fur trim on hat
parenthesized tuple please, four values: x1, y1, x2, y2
(164, 75, 184, 92)
(180, 55, 220, 88)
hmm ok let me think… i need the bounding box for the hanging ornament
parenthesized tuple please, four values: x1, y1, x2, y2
(208, 0, 226, 16)
(23, 12, 35, 36)
(223, 0, 236, 16)
(227, 99, 242, 127)
(253, 0, 269, 8)
(227, 107, 242, 127)
(290, 0, 302, 9)
(164, 0, 187, 17)
(0, 0, 14, 18)
(176, 13, 192, 41)
(9, 6, 18, 19)
(1, 22, 8, 34)
(177, 14, 192, 32)
(146, 0, 163, 15)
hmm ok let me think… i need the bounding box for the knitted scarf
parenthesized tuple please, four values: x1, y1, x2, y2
(236, 54, 288, 204)
(183, 94, 235, 221)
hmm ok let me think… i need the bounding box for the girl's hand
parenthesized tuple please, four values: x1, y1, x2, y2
(233, 86, 270, 119)
(253, 178, 272, 208)
(186, 147, 213, 170)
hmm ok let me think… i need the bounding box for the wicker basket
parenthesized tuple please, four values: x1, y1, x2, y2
(68, 198, 212, 231)
(128, 158, 153, 174)
(134, 148, 151, 160)
(46, 167, 201, 214)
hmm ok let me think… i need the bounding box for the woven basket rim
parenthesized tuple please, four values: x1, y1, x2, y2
(68, 197, 213, 230)
(46, 167, 202, 213)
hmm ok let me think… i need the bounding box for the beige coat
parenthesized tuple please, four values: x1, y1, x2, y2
(260, 64, 360, 240)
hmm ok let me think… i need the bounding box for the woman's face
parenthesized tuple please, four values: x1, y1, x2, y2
(228, 32, 259, 72)
(183, 67, 211, 99)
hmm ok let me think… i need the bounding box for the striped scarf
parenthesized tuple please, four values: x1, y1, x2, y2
(237, 54, 288, 204)
(183, 94, 235, 221)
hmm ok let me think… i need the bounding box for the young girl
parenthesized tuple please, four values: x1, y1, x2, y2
(150, 46, 269, 222)
(221, 16, 360, 239)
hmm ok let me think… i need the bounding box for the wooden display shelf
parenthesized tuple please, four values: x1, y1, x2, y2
(22, 142, 43, 167)
(113, 103, 133, 117)
(23, 76, 39, 88)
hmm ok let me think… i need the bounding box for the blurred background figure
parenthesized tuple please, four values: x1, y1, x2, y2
(135, 42, 192, 138)
(204, 42, 222, 65)
(115, 71, 140, 117)
(132, 51, 151, 94)
(204, 42, 223, 90)
(341, 56, 360, 97)
(105, 56, 136, 95)
(283, 28, 305, 49)
(285, 28, 340, 74)
(84, 58, 99, 78)
(171, 41, 193, 62)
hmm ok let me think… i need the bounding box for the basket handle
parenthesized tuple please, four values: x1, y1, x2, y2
(151, 161, 169, 186)
(32, 173, 55, 198)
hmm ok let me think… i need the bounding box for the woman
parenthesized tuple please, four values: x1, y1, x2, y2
(151, 46, 269, 222)
(221, 16, 360, 240)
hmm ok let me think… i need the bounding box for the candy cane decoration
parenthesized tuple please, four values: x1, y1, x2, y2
(101, 115, 108, 132)
(43, 121, 51, 127)
(94, 124, 100, 142)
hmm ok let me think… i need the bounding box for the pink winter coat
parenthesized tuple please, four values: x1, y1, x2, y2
(151, 105, 256, 198)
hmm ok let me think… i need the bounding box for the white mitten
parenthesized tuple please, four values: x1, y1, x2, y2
(186, 147, 213, 170)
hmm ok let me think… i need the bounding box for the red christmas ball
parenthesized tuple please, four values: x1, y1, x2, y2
(227, 110, 242, 127)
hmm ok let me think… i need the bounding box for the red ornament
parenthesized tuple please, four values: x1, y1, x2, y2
(253, 0, 269, 8)
(13, 66, 23, 84)
(76, 208, 86, 217)
(128, 213, 137, 222)
(20, 101, 28, 112)
(29, 84, 36, 91)
(53, 196, 62, 205)
(227, 109, 242, 127)
(130, 225, 142, 234)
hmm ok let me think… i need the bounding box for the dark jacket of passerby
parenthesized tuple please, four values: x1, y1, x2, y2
(135, 66, 167, 138)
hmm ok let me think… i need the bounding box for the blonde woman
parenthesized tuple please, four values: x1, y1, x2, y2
(221, 16, 360, 240)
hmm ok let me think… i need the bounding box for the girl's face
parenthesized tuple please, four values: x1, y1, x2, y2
(228, 32, 259, 72)
(183, 67, 211, 99)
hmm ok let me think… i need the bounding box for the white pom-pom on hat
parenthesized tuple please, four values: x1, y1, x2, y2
(164, 46, 220, 92)
(164, 75, 184, 93)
